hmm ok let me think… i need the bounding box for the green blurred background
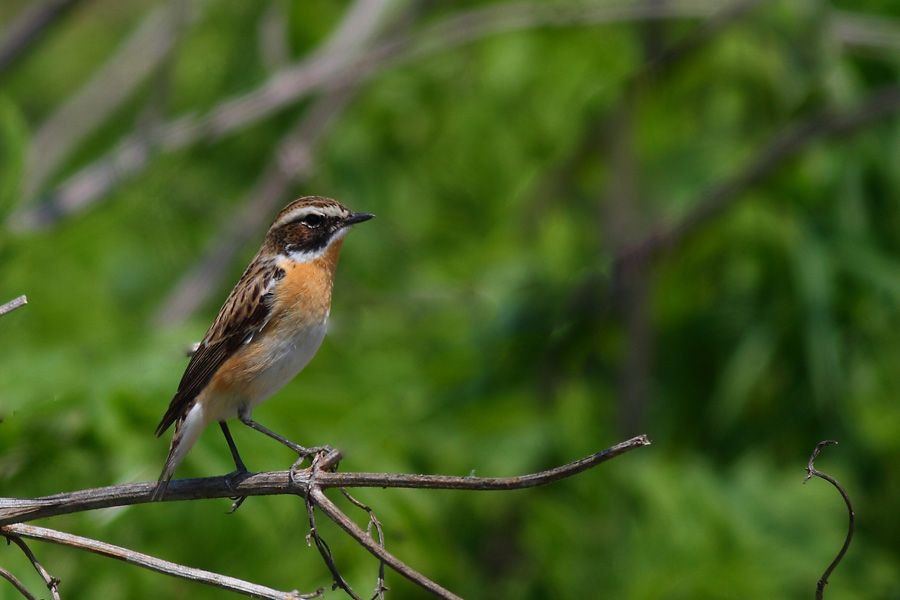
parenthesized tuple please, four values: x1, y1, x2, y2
(2, 0, 899, 598)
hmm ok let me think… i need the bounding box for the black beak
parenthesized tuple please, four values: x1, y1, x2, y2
(344, 212, 375, 226)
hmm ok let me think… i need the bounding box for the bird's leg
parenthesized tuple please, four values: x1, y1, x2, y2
(237, 412, 332, 479)
(220, 421, 248, 473)
(220, 422, 249, 514)
(237, 412, 330, 456)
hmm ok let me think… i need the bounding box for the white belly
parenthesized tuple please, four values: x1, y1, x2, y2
(247, 319, 327, 409)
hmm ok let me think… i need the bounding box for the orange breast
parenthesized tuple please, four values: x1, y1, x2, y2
(204, 239, 345, 400)
(272, 238, 343, 324)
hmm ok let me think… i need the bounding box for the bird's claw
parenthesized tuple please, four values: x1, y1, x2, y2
(289, 445, 335, 484)
(224, 468, 249, 514)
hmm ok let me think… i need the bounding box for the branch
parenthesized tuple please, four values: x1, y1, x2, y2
(9, 0, 727, 231)
(0, 435, 650, 525)
(310, 486, 461, 600)
(304, 492, 360, 599)
(3, 533, 60, 600)
(2, 523, 316, 600)
(339, 489, 387, 600)
(0, 0, 83, 76)
(832, 11, 900, 54)
(0, 565, 35, 600)
(0, 437, 649, 597)
(0, 295, 27, 317)
(804, 440, 855, 600)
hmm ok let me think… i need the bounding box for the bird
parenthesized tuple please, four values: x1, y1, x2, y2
(152, 196, 374, 501)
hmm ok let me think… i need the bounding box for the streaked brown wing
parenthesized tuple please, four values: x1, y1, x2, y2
(155, 260, 282, 436)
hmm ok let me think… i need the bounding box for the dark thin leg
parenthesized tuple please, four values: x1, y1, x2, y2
(219, 422, 247, 472)
(238, 413, 320, 455)
(238, 411, 332, 486)
(220, 421, 250, 514)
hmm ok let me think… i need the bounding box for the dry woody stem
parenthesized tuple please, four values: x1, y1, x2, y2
(3, 532, 60, 600)
(0, 435, 650, 599)
(0, 564, 35, 600)
(0, 296, 28, 317)
(804, 440, 855, 600)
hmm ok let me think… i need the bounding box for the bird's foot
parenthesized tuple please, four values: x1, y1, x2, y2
(289, 445, 337, 484)
(224, 468, 250, 514)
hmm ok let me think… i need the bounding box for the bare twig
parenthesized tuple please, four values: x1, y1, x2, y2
(804, 440, 855, 600)
(2, 523, 316, 600)
(0, 0, 83, 76)
(305, 495, 360, 599)
(0, 436, 650, 525)
(0, 565, 35, 600)
(309, 487, 461, 600)
(0, 296, 27, 317)
(10, 0, 727, 231)
(339, 489, 387, 600)
(3, 533, 60, 600)
(0, 436, 647, 598)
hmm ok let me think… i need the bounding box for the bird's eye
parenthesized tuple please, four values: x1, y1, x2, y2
(301, 213, 323, 228)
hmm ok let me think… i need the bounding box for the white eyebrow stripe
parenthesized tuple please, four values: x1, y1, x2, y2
(273, 204, 347, 228)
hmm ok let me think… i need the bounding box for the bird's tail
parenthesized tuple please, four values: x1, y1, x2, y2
(152, 403, 207, 501)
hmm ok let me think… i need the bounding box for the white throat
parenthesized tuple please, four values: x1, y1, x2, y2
(284, 227, 348, 263)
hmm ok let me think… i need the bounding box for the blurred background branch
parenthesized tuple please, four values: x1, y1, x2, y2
(23, 0, 200, 201)
(832, 10, 900, 54)
(8, 2, 897, 231)
(8, 0, 743, 231)
(0, 0, 82, 76)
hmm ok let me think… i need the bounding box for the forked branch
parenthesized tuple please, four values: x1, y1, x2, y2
(0, 435, 650, 599)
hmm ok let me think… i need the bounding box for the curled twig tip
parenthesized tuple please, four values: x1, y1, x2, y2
(804, 439, 854, 600)
(805, 439, 838, 483)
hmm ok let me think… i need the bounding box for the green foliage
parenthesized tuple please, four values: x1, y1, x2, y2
(0, 97, 26, 220)
(2, 1, 900, 598)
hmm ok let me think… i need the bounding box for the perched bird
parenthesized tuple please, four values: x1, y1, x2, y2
(153, 196, 373, 500)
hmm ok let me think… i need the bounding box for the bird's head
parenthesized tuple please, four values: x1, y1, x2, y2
(265, 196, 374, 261)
